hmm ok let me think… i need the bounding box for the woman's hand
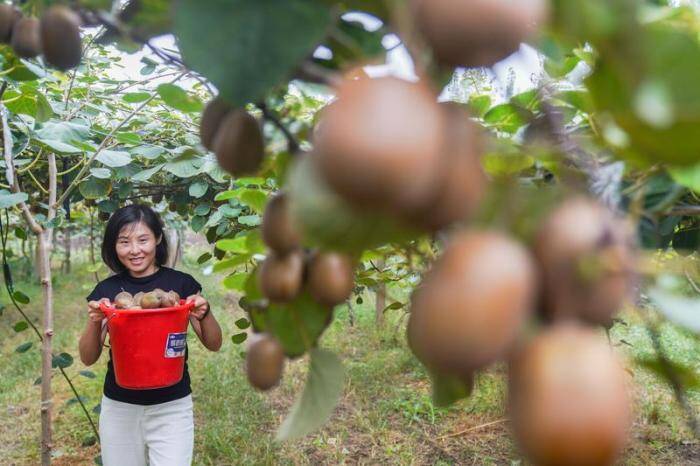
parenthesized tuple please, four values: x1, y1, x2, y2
(87, 298, 110, 324)
(186, 294, 209, 321)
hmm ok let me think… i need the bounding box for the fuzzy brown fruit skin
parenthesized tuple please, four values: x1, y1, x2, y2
(407, 230, 536, 377)
(40, 6, 82, 71)
(259, 250, 304, 303)
(314, 77, 445, 215)
(508, 323, 631, 466)
(535, 197, 636, 326)
(307, 251, 354, 307)
(0, 5, 21, 43)
(98, 211, 110, 222)
(262, 192, 302, 255)
(246, 333, 285, 391)
(405, 102, 487, 231)
(200, 97, 231, 151)
(412, 0, 549, 68)
(213, 109, 264, 177)
(11, 17, 41, 59)
(114, 291, 134, 309)
(133, 291, 144, 307)
(140, 292, 161, 309)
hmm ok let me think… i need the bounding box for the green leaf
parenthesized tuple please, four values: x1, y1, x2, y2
(79, 370, 97, 379)
(649, 288, 700, 333)
(122, 92, 151, 103)
(97, 150, 132, 168)
(239, 189, 267, 213)
(194, 203, 211, 216)
(157, 83, 203, 113)
(174, 0, 332, 106)
(276, 348, 345, 441)
(115, 132, 143, 145)
(196, 252, 212, 264)
(190, 215, 207, 232)
(132, 164, 164, 182)
(12, 290, 30, 304)
(15, 341, 32, 353)
(35, 93, 53, 123)
(231, 332, 248, 344)
(212, 255, 251, 273)
(223, 272, 248, 291)
(0, 192, 28, 209)
(468, 95, 491, 118)
(235, 318, 251, 329)
(89, 168, 112, 179)
(189, 181, 208, 198)
(264, 292, 331, 358)
(79, 178, 112, 200)
(13, 321, 28, 332)
(35, 121, 90, 154)
(164, 153, 204, 178)
(238, 214, 261, 226)
(52, 352, 74, 369)
(483, 103, 530, 133)
(14, 226, 27, 240)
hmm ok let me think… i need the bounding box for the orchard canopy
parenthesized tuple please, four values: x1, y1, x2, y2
(1, 0, 700, 465)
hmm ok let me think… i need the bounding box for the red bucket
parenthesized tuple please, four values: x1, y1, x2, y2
(100, 300, 195, 390)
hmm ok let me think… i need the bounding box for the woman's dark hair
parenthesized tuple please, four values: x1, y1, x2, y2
(101, 204, 169, 273)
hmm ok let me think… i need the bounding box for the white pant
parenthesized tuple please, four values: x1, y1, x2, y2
(99, 395, 194, 466)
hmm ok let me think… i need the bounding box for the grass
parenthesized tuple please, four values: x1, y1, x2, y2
(0, 251, 699, 465)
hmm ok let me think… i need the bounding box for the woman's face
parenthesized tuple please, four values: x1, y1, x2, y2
(115, 222, 160, 276)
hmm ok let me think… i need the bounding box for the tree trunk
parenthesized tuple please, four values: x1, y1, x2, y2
(375, 284, 386, 327)
(165, 228, 180, 268)
(375, 260, 386, 327)
(89, 209, 99, 282)
(38, 229, 54, 466)
(62, 227, 71, 274)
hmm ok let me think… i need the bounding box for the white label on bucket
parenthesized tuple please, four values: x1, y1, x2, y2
(165, 332, 187, 358)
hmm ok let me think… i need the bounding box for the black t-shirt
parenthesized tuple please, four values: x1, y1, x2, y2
(86, 266, 202, 406)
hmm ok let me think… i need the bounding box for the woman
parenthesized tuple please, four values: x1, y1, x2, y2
(79, 204, 222, 466)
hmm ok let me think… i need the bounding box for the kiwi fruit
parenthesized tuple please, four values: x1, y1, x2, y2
(411, 0, 549, 68)
(405, 102, 487, 231)
(11, 17, 41, 59)
(151, 193, 163, 204)
(259, 250, 304, 303)
(133, 291, 144, 306)
(40, 6, 82, 71)
(140, 291, 161, 309)
(307, 251, 354, 307)
(314, 76, 445, 215)
(262, 192, 302, 255)
(407, 230, 536, 377)
(213, 109, 264, 177)
(0, 4, 21, 44)
(508, 323, 630, 466)
(200, 97, 232, 151)
(98, 211, 110, 222)
(534, 197, 636, 326)
(168, 290, 180, 303)
(114, 291, 134, 309)
(246, 333, 285, 391)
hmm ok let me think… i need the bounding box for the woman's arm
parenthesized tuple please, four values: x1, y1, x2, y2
(79, 299, 108, 366)
(188, 294, 222, 351)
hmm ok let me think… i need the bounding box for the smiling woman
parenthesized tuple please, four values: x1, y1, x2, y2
(78, 204, 222, 466)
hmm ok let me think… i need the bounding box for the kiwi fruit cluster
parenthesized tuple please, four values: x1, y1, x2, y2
(411, 0, 550, 68)
(246, 333, 285, 391)
(313, 76, 486, 233)
(200, 97, 264, 178)
(113, 289, 180, 310)
(406, 196, 635, 465)
(0, 5, 82, 70)
(258, 192, 355, 307)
